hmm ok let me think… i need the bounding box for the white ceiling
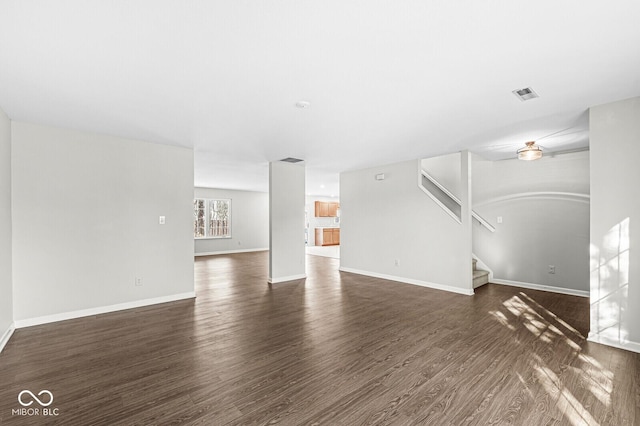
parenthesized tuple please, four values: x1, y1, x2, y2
(1, 1, 639, 197)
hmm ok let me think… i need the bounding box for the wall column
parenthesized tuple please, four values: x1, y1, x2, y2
(589, 96, 640, 353)
(269, 161, 306, 284)
(461, 150, 474, 292)
(0, 107, 14, 352)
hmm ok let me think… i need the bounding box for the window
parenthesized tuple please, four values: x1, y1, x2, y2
(194, 199, 231, 238)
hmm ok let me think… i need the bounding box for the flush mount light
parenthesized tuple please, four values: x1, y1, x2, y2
(295, 101, 310, 109)
(512, 87, 539, 102)
(517, 141, 543, 161)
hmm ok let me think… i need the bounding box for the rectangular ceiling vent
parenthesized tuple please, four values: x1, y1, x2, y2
(512, 87, 539, 101)
(280, 157, 304, 163)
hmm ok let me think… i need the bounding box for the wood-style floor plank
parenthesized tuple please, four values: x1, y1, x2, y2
(0, 251, 638, 425)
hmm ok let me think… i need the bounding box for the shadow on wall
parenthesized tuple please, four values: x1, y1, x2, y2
(590, 218, 630, 345)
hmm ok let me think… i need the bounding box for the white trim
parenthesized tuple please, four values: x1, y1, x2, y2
(421, 170, 462, 204)
(14, 292, 196, 328)
(471, 212, 496, 232)
(492, 278, 589, 298)
(0, 322, 16, 353)
(418, 180, 462, 224)
(475, 191, 590, 207)
(195, 248, 268, 257)
(419, 169, 494, 232)
(268, 274, 307, 284)
(588, 332, 640, 354)
(339, 267, 474, 296)
(418, 172, 462, 224)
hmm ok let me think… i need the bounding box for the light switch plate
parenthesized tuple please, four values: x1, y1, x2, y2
(159, 216, 166, 225)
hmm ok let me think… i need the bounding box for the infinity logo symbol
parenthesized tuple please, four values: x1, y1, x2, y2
(18, 390, 54, 407)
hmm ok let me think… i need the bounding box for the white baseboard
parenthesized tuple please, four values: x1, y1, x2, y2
(492, 278, 589, 298)
(14, 292, 196, 329)
(268, 274, 307, 284)
(0, 322, 16, 353)
(195, 248, 268, 257)
(588, 332, 640, 354)
(339, 267, 474, 296)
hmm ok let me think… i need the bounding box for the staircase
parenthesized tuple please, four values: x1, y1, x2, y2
(417, 162, 494, 290)
(473, 258, 489, 288)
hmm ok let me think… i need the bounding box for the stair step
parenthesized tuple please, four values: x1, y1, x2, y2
(473, 269, 489, 288)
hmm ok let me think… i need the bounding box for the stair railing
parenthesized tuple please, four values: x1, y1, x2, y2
(419, 170, 495, 233)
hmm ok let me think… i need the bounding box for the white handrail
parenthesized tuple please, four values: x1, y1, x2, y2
(420, 170, 495, 233)
(418, 181, 462, 224)
(471, 211, 496, 233)
(421, 170, 462, 204)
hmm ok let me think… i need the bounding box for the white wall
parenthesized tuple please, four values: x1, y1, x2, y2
(0, 107, 13, 346)
(472, 151, 590, 293)
(340, 159, 472, 294)
(11, 122, 195, 323)
(589, 96, 640, 352)
(194, 187, 268, 255)
(269, 161, 306, 283)
(473, 151, 590, 200)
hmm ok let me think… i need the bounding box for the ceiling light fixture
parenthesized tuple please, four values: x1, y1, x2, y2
(295, 101, 310, 109)
(517, 141, 543, 161)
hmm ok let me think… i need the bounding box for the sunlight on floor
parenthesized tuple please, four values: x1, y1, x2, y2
(575, 353, 613, 407)
(489, 291, 614, 425)
(488, 310, 515, 331)
(535, 364, 600, 426)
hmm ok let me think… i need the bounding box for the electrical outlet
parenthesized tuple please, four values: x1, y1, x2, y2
(497, 216, 503, 224)
(159, 216, 166, 225)
(135, 277, 143, 286)
(394, 259, 400, 266)
(548, 265, 555, 274)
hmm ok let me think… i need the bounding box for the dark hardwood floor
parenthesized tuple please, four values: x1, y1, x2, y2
(1, 251, 638, 425)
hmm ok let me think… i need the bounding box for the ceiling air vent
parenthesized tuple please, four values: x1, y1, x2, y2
(280, 157, 304, 163)
(512, 87, 539, 101)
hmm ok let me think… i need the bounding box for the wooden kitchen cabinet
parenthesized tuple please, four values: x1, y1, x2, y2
(315, 228, 340, 246)
(314, 201, 340, 217)
(315, 201, 329, 217)
(332, 228, 340, 244)
(328, 202, 339, 217)
(323, 229, 333, 245)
